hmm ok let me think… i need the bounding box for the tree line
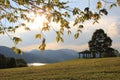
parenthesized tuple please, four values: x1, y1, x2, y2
(0, 53, 27, 69)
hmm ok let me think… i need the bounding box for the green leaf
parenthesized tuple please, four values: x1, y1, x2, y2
(13, 37, 22, 45)
(35, 34, 42, 39)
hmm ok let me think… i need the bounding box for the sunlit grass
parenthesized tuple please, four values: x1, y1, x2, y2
(0, 57, 120, 80)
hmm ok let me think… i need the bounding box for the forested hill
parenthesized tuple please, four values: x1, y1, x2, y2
(0, 46, 78, 63)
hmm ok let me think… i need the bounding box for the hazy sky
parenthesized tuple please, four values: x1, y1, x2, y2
(0, 0, 120, 52)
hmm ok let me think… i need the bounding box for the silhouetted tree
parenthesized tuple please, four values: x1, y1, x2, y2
(0, 53, 7, 68)
(16, 58, 27, 67)
(0, 53, 27, 68)
(6, 57, 17, 68)
(88, 29, 112, 58)
(103, 48, 119, 57)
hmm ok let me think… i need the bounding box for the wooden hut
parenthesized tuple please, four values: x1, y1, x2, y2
(78, 50, 92, 58)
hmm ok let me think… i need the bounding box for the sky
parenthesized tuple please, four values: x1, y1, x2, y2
(0, 0, 120, 52)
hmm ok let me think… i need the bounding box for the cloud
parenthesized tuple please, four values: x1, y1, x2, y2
(20, 42, 88, 52)
(107, 23, 120, 37)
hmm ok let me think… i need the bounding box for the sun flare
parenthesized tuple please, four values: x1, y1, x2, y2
(27, 14, 48, 30)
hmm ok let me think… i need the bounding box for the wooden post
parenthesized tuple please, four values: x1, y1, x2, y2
(78, 53, 80, 59)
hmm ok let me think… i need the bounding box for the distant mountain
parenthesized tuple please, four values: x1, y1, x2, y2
(0, 46, 79, 63)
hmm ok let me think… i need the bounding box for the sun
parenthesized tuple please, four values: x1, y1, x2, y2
(26, 14, 48, 30)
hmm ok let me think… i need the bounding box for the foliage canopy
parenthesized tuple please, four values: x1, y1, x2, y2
(88, 29, 119, 58)
(0, 0, 120, 54)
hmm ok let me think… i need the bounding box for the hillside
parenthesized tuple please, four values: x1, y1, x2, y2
(0, 46, 78, 63)
(0, 57, 120, 80)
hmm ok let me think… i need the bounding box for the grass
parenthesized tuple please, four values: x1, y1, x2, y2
(0, 57, 120, 80)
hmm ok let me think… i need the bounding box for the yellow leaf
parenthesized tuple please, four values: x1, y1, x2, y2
(55, 0, 59, 3)
(56, 31, 60, 36)
(68, 30, 71, 35)
(110, 4, 117, 9)
(13, 37, 22, 45)
(0, 31, 4, 34)
(74, 33, 79, 39)
(25, 27, 30, 31)
(79, 25, 83, 28)
(117, 0, 120, 6)
(60, 37, 64, 42)
(97, 1, 102, 9)
(56, 36, 60, 43)
(12, 47, 22, 55)
(35, 34, 42, 39)
(39, 43, 46, 50)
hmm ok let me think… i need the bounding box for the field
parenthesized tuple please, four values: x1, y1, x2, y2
(0, 57, 120, 80)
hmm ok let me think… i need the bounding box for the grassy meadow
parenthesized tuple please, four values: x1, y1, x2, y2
(0, 57, 120, 80)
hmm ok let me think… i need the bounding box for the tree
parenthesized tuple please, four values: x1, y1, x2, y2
(6, 57, 17, 68)
(102, 48, 118, 57)
(88, 29, 112, 58)
(0, 53, 7, 68)
(0, 0, 120, 53)
(16, 58, 27, 67)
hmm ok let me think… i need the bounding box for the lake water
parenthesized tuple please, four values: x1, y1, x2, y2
(28, 63, 47, 66)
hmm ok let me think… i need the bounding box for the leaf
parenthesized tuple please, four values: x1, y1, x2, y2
(97, 1, 102, 9)
(56, 31, 60, 36)
(39, 43, 46, 50)
(73, 8, 80, 15)
(35, 34, 42, 39)
(36, 0, 40, 5)
(0, 31, 4, 34)
(60, 37, 64, 42)
(25, 27, 30, 31)
(20, 23, 26, 26)
(13, 37, 22, 45)
(39, 38, 46, 50)
(110, 4, 117, 9)
(77, 29, 82, 33)
(84, 7, 89, 13)
(99, 9, 108, 15)
(6, 0, 10, 7)
(79, 25, 83, 28)
(56, 36, 60, 43)
(42, 27, 50, 31)
(117, 0, 120, 6)
(74, 33, 79, 39)
(55, 0, 59, 3)
(68, 30, 71, 35)
(12, 47, 22, 55)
